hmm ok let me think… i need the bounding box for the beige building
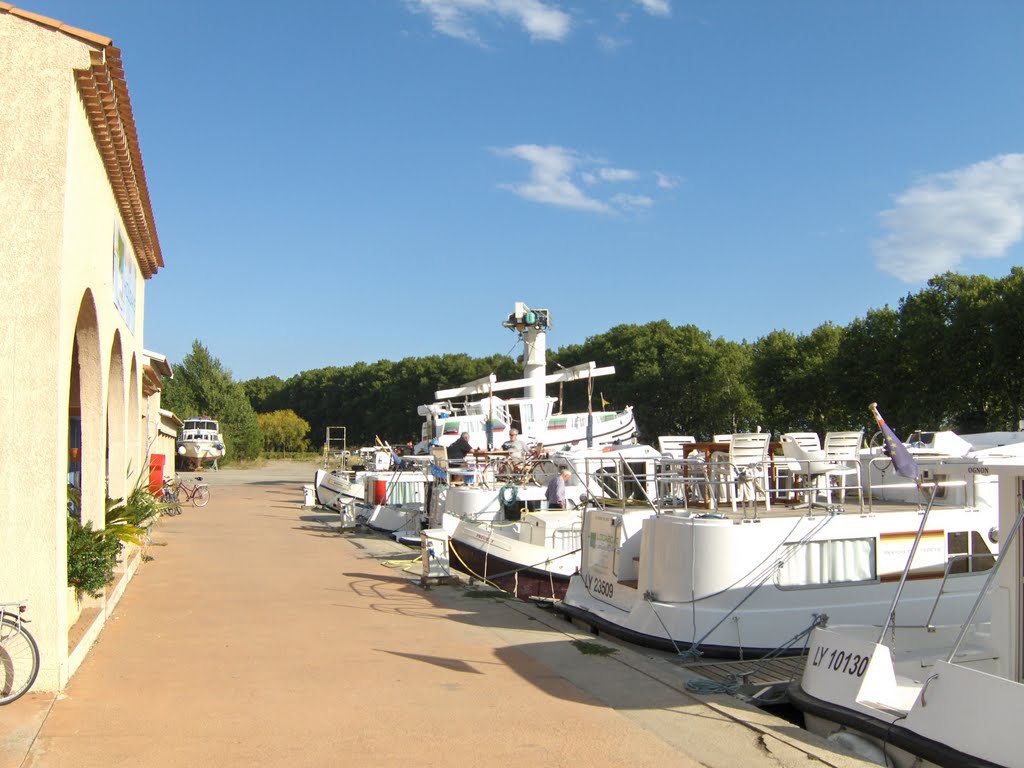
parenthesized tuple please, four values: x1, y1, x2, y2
(0, 5, 171, 690)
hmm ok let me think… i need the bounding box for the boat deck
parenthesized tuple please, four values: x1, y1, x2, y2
(679, 654, 808, 703)
(602, 494, 948, 521)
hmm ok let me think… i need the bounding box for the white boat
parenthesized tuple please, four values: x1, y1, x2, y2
(791, 439, 1024, 768)
(555, 433, 1010, 659)
(314, 468, 365, 509)
(442, 443, 664, 599)
(175, 417, 225, 469)
(341, 302, 639, 543)
(416, 302, 636, 454)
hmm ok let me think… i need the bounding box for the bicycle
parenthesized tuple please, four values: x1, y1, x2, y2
(157, 479, 182, 515)
(0, 601, 40, 705)
(494, 452, 560, 486)
(173, 476, 210, 507)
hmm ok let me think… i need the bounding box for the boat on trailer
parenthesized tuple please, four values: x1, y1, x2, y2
(175, 417, 225, 470)
(555, 433, 1014, 659)
(790, 439, 1024, 768)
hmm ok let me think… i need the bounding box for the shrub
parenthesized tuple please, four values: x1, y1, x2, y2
(67, 515, 121, 598)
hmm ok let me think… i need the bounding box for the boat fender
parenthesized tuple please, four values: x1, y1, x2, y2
(499, 485, 519, 507)
(826, 731, 892, 767)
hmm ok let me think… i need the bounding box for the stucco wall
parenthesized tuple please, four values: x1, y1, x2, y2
(0, 12, 153, 690)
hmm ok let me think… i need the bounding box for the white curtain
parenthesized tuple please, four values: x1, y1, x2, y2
(778, 538, 875, 587)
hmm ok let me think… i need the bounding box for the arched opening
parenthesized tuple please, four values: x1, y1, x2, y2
(127, 354, 141, 491)
(70, 292, 103, 531)
(106, 332, 126, 503)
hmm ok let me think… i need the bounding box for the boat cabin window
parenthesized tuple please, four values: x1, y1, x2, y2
(777, 538, 876, 587)
(947, 530, 996, 574)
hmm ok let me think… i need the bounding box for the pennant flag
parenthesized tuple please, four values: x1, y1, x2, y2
(600, 393, 610, 409)
(868, 403, 920, 482)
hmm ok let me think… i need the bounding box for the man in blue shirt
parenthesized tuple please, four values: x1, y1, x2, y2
(545, 468, 572, 509)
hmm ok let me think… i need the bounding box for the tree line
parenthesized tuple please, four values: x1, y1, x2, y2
(165, 268, 1024, 459)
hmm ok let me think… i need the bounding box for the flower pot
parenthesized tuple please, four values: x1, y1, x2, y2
(66, 585, 82, 626)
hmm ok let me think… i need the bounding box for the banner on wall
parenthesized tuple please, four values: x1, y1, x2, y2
(112, 221, 137, 334)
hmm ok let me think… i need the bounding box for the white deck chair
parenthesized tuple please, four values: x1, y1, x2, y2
(658, 436, 699, 502)
(711, 432, 771, 512)
(780, 434, 831, 508)
(824, 430, 864, 502)
(657, 436, 696, 457)
(776, 433, 821, 501)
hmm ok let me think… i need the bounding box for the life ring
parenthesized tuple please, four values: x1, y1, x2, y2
(498, 485, 519, 507)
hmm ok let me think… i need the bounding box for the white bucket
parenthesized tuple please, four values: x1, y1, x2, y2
(303, 484, 315, 507)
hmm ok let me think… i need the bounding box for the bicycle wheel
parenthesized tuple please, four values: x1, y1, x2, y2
(530, 459, 560, 487)
(158, 488, 180, 516)
(0, 617, 40, 705)
(494, 460, 516, 482)
(192, 485, 210, 507)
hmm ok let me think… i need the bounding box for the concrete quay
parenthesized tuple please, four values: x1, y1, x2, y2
(2, 461, 876, 768)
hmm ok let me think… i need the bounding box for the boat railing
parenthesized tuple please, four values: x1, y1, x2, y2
(652, 455, 862, 516)
(924, 553, 998, 631)
(655, 457, 713, 511)
(864, 454, 973, 512)
(569, 455, 661, 513)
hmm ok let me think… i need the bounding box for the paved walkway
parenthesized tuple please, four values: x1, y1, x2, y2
(3, 461, 875, 768)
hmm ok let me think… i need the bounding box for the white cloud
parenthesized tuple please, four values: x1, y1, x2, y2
(598, 167, 638, 182)
(655, 171, 679, 189)
(407, 0, 571, 43)
(611, 193, 653, 209)
(597, 33, 630, 53)
(494, 145, 660, 214)
(874, 154, 1024, 282)
(495, 145, 609, 212)
(634, 0, 671, 17)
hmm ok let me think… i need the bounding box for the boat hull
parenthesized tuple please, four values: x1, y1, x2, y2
(314, 469, 365, 510)
(176, 440, 224, 469)
(447, 535, 571, 600)
(560, 505, 999, 658)
(443, 511, 580, 600)
(791, 626, 1011, 768)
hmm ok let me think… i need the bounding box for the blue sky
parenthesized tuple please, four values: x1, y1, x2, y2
(22, 0, 1024, 380)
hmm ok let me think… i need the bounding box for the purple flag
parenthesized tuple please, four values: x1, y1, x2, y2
(870, 404, 920, 482)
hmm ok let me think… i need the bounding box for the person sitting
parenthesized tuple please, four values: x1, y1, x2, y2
(502, 428, 528, 460)
(446, 431, 474, 465)
(545, 468, 572, 509)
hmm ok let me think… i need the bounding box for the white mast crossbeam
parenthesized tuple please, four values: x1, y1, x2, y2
(434, 374, 497, 400)
(434, 363, 614, 400)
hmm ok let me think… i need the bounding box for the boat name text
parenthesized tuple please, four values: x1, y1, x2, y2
(810, 645, 869, 678)
(582, 573, 615, 598)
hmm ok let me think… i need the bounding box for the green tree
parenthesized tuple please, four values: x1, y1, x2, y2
(553, 321, 759, 441)
(162, 340, 263, 462)
(258, 410, 311, 452)
(833, 306, 900, 434)
(243, 375, 286, 412)
(991, 268, 1024, 429)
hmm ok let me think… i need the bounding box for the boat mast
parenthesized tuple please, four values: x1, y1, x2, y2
(502, 302, 551, 401)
